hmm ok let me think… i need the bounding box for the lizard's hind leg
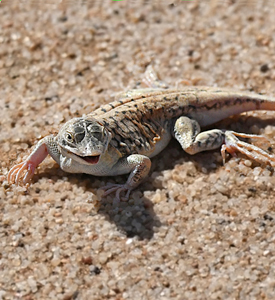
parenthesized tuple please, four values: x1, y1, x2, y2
(173, 116, 225, 155)
(173, 116, 275, 167)
(143, 65, 169, 89)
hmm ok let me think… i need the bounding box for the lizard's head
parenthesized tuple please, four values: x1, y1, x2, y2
(57, 117, 111, 165)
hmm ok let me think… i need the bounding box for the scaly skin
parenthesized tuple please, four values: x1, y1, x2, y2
(7, 67, 275, 204)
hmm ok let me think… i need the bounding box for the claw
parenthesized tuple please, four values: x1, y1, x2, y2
(100, 183, 132, 205)
(222, 131, 275, 166)
(8, 160, 36, 185)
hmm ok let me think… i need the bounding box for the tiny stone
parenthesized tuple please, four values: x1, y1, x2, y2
(244, 160, 252, 167)
(82, 256, 93, 265)
(260, 64, 269, 73)
(250, 206, 260, 217)
(55, 218, 64, 224)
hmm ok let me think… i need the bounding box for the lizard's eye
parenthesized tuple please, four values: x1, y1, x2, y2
(66, 133, 74, 142)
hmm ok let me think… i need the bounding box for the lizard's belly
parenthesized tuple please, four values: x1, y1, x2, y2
(144, 129, 172, 158)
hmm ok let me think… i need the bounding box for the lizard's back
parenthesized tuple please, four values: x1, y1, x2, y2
(90, 89, 189, 158)
(88, 87, 275, 158)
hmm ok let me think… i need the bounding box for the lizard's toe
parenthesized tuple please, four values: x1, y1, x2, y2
(8, 161, 36, 185)
(223, 131, 275, 166)
(8, 162, 25, 184)
(100, 183, 132, 205)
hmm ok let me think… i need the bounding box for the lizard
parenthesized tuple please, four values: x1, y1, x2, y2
(7, 66, 275, 204)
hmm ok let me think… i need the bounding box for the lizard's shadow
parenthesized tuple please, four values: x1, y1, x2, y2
(214, 115, 275, 132)
(76, 174, 162, 240)
(96, 191, 161, 240)
(34, 169, 161, 240)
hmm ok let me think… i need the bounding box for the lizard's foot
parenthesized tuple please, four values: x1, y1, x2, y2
(8, 160, 36, 185)
(143, 65, 169, 89)
(99, 155, 151, 205)
(8, 137, 50, 185)
(100, 183, 132, 205)
(222, 130, 275, 166)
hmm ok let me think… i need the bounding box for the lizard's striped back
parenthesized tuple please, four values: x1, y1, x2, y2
(88, 87, 275, 158)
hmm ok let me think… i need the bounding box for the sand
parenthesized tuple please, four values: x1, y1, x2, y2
(1, 0, 275, 299)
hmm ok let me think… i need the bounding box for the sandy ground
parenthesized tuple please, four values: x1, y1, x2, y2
(1, 0, 275, 299)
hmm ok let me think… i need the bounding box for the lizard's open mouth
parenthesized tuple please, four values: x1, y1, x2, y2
(66, 149, 100, 164)
(80, 155, 100, 164)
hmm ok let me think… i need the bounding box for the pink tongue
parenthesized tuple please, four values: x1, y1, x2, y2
(82, 155, 100, 164)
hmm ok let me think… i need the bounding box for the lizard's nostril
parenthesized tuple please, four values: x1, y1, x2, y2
(75, 132, 85, 143)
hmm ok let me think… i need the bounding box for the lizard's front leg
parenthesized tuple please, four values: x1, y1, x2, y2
(8, 135, 59, 184)
(101, 154, 151, 205)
